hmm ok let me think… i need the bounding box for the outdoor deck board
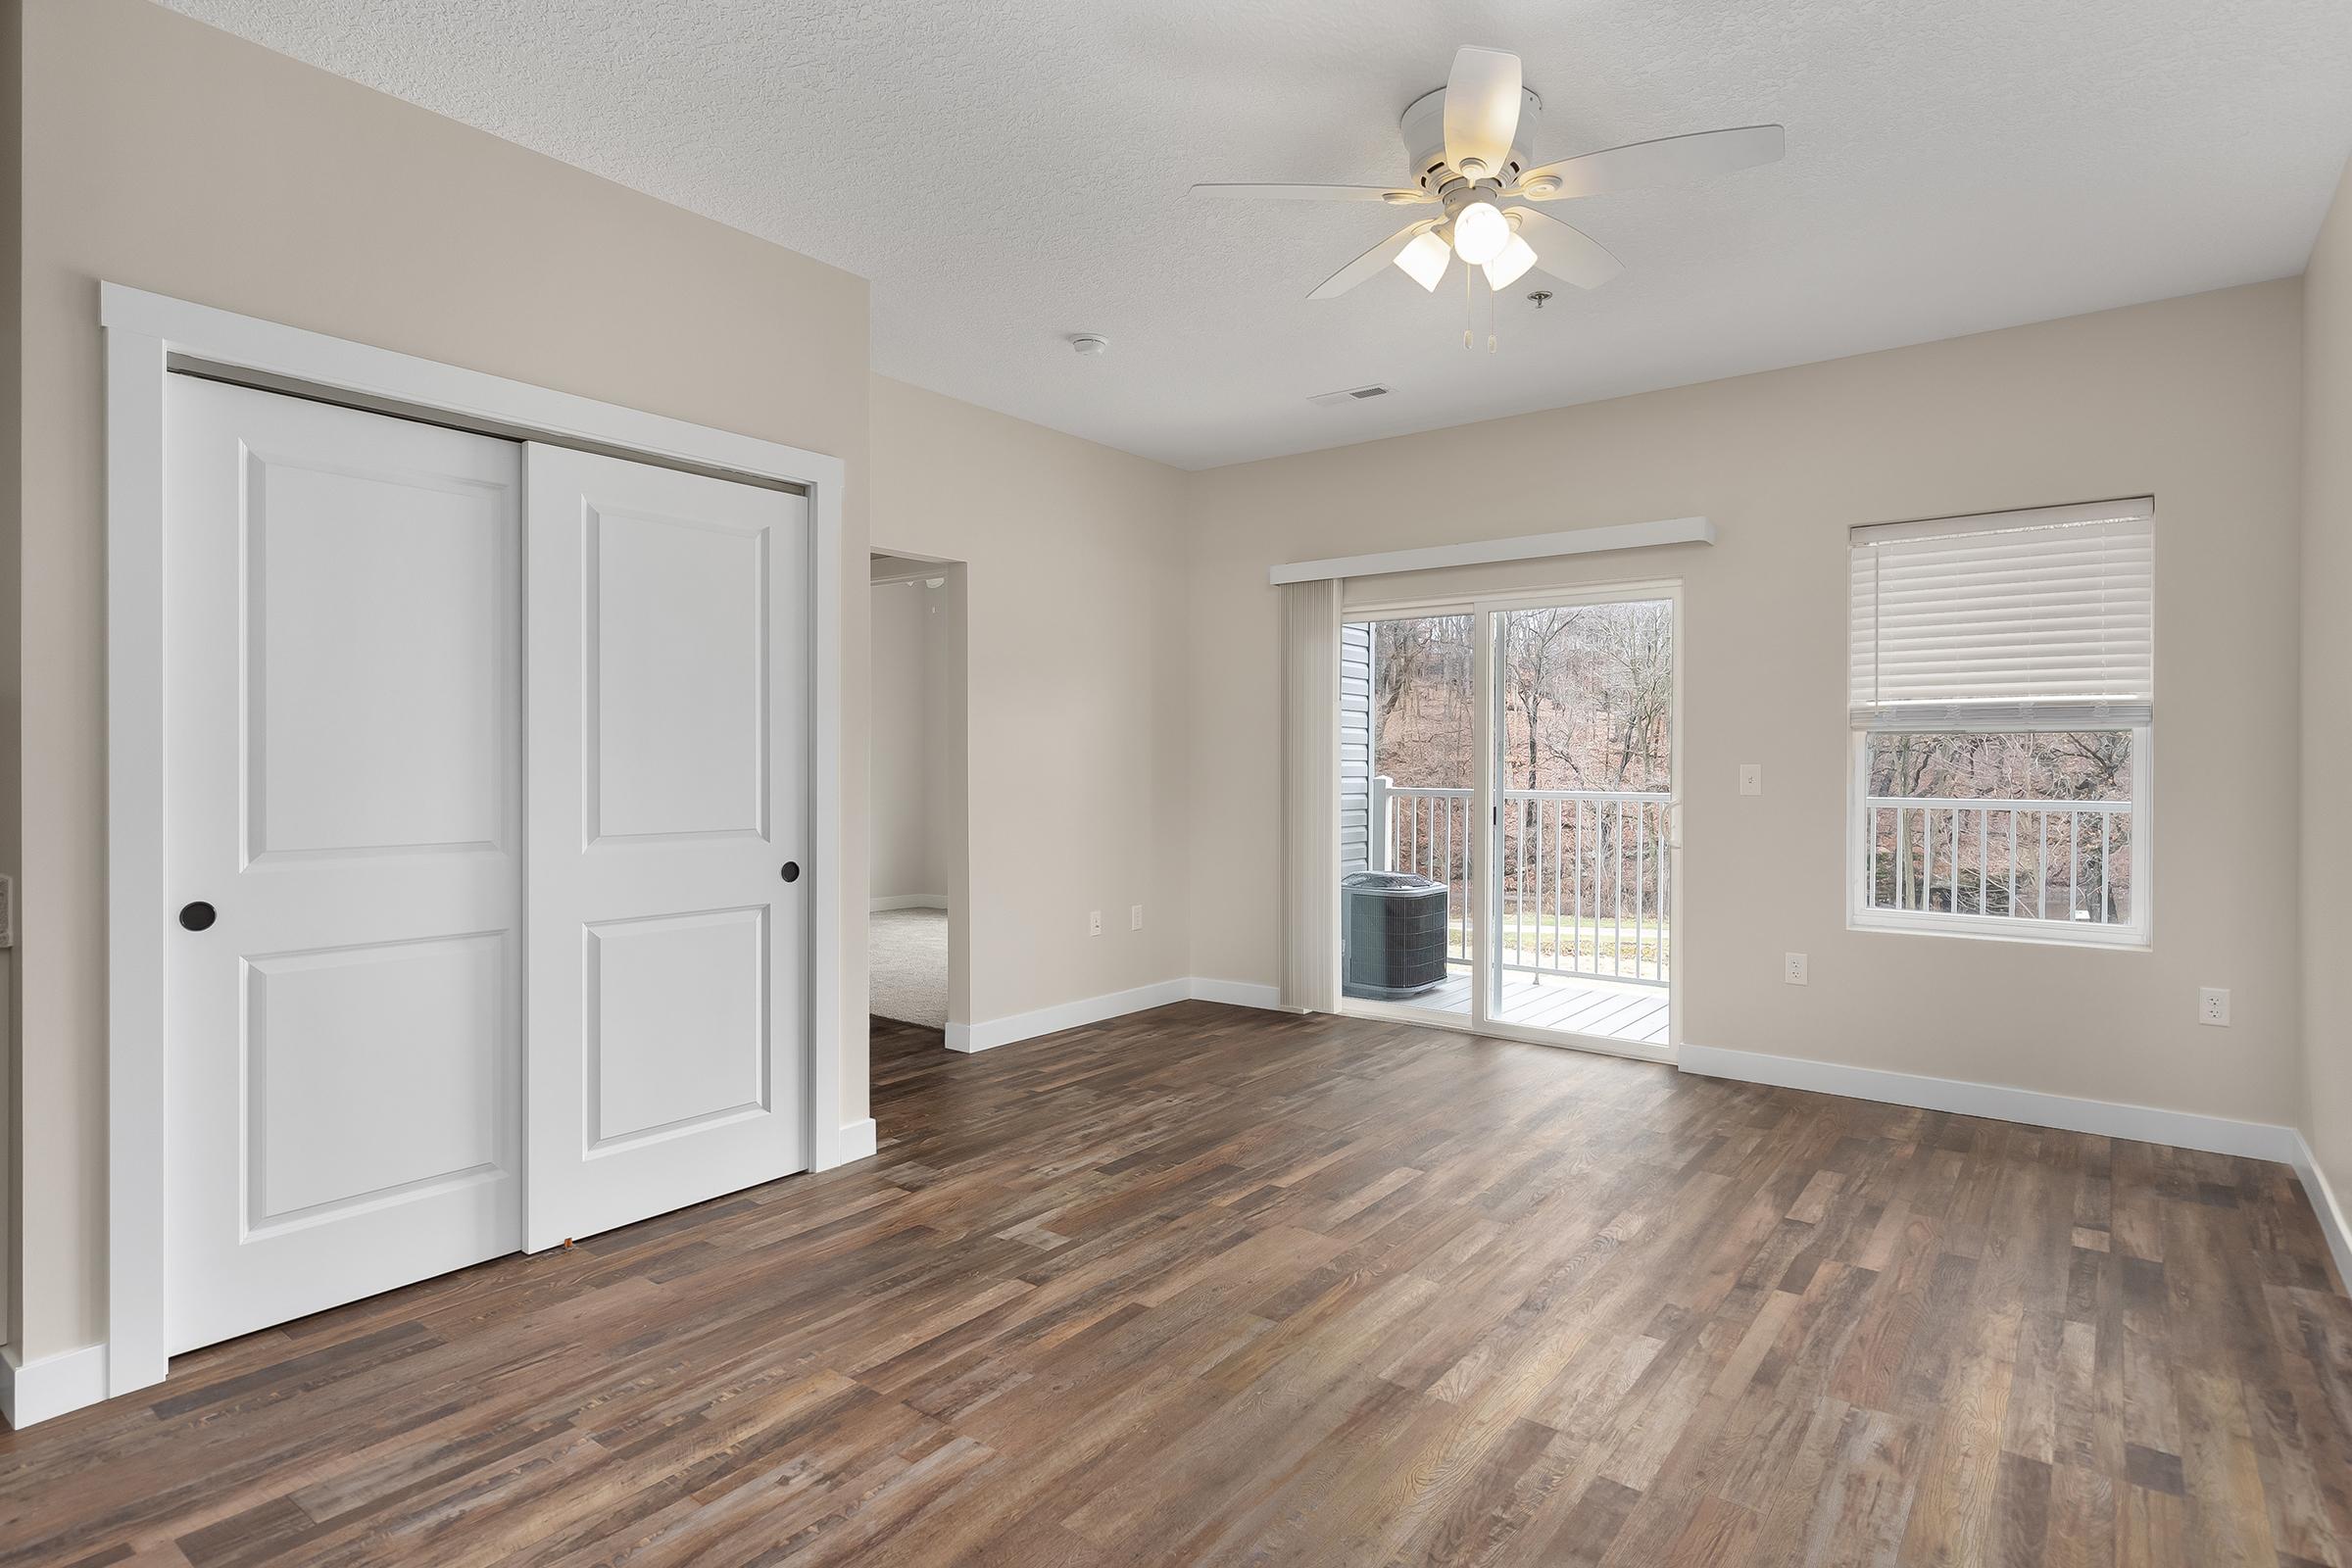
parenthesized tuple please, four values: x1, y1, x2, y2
(1406, 965, 1671, 1045)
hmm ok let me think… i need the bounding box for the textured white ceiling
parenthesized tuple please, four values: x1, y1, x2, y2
(166, 0, 2352, 468)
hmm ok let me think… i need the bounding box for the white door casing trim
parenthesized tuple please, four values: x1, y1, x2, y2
(102, 283, 852, 1404)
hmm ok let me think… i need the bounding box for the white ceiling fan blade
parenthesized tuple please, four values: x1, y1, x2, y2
(1193, 182, 1432, 205)
(1514, 125, 1785, 201)
(1442, 46, 1522, 175)
(1505, 208, 1623, 290)
(1308, 220, 1440, 301)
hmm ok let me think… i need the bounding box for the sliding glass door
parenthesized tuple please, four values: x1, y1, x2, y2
(1479, 592, 1677, 1054)
(1339, 584, 1679, 1058)
(1338, 610, 1477, 1026)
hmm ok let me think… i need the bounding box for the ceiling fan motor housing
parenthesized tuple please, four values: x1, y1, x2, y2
(1401, 83, 1543, 188)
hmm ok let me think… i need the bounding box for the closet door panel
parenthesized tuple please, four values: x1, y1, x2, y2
(163, 377, 523, 1354)
(589, 504, 768, 841)
(525, 445, 809, 1250)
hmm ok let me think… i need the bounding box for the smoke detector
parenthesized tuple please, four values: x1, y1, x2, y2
(1069, 333, 1109, 357)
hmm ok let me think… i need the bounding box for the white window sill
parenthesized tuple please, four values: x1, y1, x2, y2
(1847, 908, 2150, 953)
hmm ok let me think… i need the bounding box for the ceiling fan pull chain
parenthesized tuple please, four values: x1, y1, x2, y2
(1463, 264, 1473, 350)
(1489, 276, 1497, 353)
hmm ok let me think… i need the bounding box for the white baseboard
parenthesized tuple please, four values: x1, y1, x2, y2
(869, 894, 947, 911)
(1677, 1043, 2300, 1163)
(1678, 1042, 2352, 1294)
(943, 976, 1288, 1054)
(832, 1118, 878, 1164)
(2, 1342, 110, 1430)
(2291, 1134, 2352, 1292)
(1188, 977, 1287, 1010)
(947, 978, 1193, 1053)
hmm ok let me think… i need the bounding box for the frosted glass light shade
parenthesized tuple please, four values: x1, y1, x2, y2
(1394, 230, 1451, 291)
(1483, 234, 1538, 290)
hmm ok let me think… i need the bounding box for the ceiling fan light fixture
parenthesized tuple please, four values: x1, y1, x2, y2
(1190, 42, 1787, 326)
(1394, 229, 1452, 291)
(1483, 233, 1538, 290)
(1450, 199, 1510, 266)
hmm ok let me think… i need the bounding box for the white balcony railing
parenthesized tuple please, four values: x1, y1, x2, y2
(1862, 795, 2132, 925)
(1375, 783, 1473, 962)
(1372, 779, 1672, 986)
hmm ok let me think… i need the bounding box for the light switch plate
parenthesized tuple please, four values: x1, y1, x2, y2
(1088, 909, 1103, 937)
(1740, 764, 1762, 796)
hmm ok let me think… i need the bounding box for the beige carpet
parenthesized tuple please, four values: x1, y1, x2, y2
(869, 906, 949, 1029)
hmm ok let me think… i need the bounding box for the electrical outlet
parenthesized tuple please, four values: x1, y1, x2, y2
(1740, 763, 1763, 797)
(2198, 987, 2230, 1027)
(1088, 909, 1102, 937)
(1785, 952, 1808, 985)
(1130, 905, 1144, 931)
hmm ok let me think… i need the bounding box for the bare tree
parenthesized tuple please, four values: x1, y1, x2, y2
(1503, 608, 1581, 788)
(1371, 618, 1434, 753)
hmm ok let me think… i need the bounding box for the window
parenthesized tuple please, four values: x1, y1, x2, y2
(1847, 498, 2153, 945)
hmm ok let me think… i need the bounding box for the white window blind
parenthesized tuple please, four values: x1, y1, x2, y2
(1848, 497, 2153, 730)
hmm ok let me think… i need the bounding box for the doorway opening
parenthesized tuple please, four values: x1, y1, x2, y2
(1339, 586, 1678, 1056)
(867, 552, 967, 1044)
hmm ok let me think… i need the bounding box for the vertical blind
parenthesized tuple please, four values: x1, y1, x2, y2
(1280, 578, 1343, 1012)
(1848, 497, 2154, 729)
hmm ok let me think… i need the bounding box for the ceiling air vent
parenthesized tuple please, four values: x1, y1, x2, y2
(1308, 383, 1394, 408)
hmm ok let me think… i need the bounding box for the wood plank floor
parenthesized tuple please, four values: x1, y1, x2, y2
(5, 1003, 2350, 1566)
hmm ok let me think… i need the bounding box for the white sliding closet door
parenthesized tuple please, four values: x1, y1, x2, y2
(164, 377, 525, 1354)
(524, 445, 810, 1250)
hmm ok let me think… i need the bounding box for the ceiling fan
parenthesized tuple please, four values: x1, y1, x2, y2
(1195, 46, 1783, 308)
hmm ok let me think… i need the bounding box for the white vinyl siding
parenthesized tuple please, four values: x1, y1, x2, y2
(1340, 621, 1373, 873)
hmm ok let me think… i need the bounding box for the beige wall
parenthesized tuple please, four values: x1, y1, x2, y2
(868, 575, 954, 902)
(2304, 160, 2352, 1205)
(1, 0, 20, 1351)
(9, 0, 871, 1360)
(868, 376, 1194, 1025)
(1188, 282, 2307, 1127)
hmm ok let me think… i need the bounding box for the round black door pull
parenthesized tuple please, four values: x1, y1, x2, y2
(179, 901, 217, 932)
(780, 861, 801, 883)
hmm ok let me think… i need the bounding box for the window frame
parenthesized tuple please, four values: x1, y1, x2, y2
(1845, 721, 2153, 949)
